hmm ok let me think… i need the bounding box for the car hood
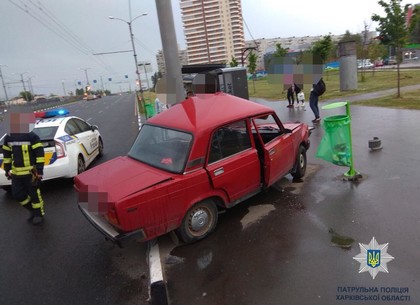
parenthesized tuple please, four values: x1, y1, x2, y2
(74, 156, 173, 201)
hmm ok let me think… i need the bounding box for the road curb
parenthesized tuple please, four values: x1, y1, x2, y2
(148, 240, 168, 305)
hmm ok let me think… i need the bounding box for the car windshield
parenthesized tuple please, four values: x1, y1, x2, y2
(32, 127, 58, 140)
(128, 125, 193, 173)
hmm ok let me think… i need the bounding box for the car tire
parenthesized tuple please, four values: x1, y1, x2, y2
(177, 199, 218, 243)
(98, 137, 104, 158)
(292, 145, 307, 179)
(77, 155, 86, 175)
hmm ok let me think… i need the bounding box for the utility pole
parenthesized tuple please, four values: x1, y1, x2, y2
(0, 65, 9, 103)
(62, 80, 66, 96)
(20, 73, 27, 92)
(81, 68, 90, 85)
(155, 0, 184, 105)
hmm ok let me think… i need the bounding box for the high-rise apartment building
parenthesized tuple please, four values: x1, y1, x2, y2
(180, 0, 245, 65)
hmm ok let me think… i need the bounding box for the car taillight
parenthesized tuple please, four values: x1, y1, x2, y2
(107, 206, 119, 226)
(55, 141, 66, 158)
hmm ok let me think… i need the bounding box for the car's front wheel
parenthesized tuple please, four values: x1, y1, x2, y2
(77, 155, 86, 175)
(177, 199, 218, 243)
(292, 145, 307, 179)
(98, 138, 104, 158)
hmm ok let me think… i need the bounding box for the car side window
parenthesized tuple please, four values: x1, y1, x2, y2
(208, 120, 251, 163)
(65, 119, 82, 135)
(73, 118, 91, 132)
(252, 114, 284, 144)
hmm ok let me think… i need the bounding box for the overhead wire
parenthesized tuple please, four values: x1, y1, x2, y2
(8, 0, 119, 77)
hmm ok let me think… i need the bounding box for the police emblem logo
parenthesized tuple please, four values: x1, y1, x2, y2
(367, 250, 381, 268)
(353, 237, 394, 279)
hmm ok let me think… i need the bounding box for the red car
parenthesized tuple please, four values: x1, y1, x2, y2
(74, 93, 311, 243)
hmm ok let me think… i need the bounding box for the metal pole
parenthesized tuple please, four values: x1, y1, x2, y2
(128, 22, 141, 91)
(62, 80, 66, 96)
(0, 65, 9, 102)
(144, 63, 150, 89)
(20, 73, 27, 92)
(155, 0, 184, 105)
(83, 68, 90, 85)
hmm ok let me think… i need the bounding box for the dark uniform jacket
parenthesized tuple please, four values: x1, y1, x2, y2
(2, 132, 45, 176)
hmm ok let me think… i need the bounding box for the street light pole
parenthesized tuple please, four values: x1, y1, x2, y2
(81, 68, 90, 86)
(109, 13, 147, 92)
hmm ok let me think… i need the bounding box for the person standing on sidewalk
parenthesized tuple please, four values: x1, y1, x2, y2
(309, 78, 326, 123)
(286, 84, 295, 108)
(2, 111, 45, 225)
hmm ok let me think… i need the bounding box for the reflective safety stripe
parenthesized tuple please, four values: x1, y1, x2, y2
(13, 165, 33, 172)
(32, 189, 45, 216)
(9, 141, 31, 146)
(13, 170, 32, 175)
(22, 145, 30, 167)
(20, 196, 31, 205)
(36, 157, 45, 163)
(2, 145, 11, 151)
(3, 157, 11, 163)
(32, 142, 43, 149)
(12, 165, 34, 175)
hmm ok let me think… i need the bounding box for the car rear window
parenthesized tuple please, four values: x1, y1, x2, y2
(128, 125, 192, 173)
(32, 127, 58, 140)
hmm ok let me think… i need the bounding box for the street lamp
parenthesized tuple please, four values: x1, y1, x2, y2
(109, 13, 147, 92)
(138, 62, 151, 90)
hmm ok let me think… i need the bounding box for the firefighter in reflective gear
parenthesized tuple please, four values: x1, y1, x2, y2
(2, 111, 45, 225)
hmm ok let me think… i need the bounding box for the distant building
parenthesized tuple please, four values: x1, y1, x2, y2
(179, 0, 245, 65)
(245, 34, 346, 71)
(156, 48, 189, 75)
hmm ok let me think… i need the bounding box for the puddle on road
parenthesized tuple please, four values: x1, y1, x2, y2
(240, 204, 276, 230)
(329, 228, 355, 249)
(307, 212, 355, 250)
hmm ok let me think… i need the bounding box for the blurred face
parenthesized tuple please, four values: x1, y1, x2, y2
(6, 112, 36, 133)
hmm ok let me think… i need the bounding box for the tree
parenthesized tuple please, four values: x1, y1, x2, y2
(151, 71, 163, 90)
(247, 51, 258, 93)
(229, 56, 239, 67)
(274, 43, 289, 57)
(20, 91, 33, 102)
(372, 0, 410, 97)
(311, 34, 333, 64)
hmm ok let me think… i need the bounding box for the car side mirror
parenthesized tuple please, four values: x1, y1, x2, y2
(284, 128, 292, 134)
(91, 125, 98, 131)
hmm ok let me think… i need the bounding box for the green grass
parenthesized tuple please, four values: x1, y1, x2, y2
(248, 69, 420, 109)
(352, 89, 420, 109)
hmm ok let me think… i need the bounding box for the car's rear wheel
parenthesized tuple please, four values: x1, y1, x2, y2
(98, 138, 104, 157)
(292, 145, 307, 179)
(178, 199, 218, 243)
(77, 155, 86, 175)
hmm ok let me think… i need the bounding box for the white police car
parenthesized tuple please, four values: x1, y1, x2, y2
(0, 108, 103, 190)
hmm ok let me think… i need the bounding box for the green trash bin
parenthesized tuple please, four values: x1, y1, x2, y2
(316, 114, 352, 167)
(144, 102, 155, 118)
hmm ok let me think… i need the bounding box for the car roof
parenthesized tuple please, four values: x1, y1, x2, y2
(147, 92, 274, 135)
(34, 116, 73, 128)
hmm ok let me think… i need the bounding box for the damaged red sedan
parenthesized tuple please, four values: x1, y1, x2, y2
(74, 93, 311, 243)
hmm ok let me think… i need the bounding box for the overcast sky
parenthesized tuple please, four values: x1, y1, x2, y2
(0, 0, 411, 99)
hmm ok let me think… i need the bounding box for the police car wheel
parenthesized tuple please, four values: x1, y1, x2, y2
(98, 138, 104, 157)
(77, 156, 86, 174)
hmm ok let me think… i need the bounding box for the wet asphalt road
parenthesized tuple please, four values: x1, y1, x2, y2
(0, 94, 150, 305)
(163, 99, 420, 305)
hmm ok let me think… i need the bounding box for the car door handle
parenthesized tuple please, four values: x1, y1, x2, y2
(269, 148, 276, 155)
(214, 167, 224, 176)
